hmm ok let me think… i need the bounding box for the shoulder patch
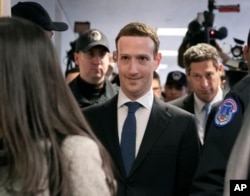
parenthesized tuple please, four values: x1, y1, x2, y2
(214, 97, 238, 127)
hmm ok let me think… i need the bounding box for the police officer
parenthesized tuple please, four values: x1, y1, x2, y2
(69, 29, 119, 108)
(12, 2, 68, 38)
(190, 30, 250, 196)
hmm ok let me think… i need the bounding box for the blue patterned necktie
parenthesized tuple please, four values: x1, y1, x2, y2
(203, 103, 211, 128)
(121, 102, 141, 176)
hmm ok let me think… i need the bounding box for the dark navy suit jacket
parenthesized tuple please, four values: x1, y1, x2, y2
(83, 95, 200, 196)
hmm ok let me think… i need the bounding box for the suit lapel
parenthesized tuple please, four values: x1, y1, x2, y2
(100, 96, 127, 176)
(130, 98, 171, 175)
(183, 93, 195, 114)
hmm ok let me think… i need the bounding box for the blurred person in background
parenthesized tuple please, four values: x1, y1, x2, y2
(65, 40, 80, 84)
(106, 55, 118, 82)
(11, 1, 68, 38)
(152, 71, 163, 99)
(163, 71, 188, 102)
(223, 105, 250, 196)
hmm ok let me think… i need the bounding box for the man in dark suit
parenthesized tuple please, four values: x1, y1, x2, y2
(169, 43, 224, 145)
(83, 22, 200, 196)
(190, 30, 250, 196)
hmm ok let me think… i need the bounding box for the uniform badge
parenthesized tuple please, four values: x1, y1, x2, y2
(89, 30, 102, 41)
(171, 72, 182, 81)
(214, 97, 238, 127)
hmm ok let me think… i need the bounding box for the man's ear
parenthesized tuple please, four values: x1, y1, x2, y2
(217, 63, 223, 72)
(74, 52, 80, 65)
(154, 53, 162, 70)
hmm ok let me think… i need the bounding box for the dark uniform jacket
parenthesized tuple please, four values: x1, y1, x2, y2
(190, 74, 250, 196)
(82, 95, 201, 196)
(69, 75, 119, 108)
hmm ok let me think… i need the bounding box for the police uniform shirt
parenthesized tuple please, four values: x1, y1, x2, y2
(69, 75, 119, 108)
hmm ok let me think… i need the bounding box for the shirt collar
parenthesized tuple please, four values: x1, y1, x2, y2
(118, 88, 154, 110)
(194, 86, 223, 112)
(194, 94, 205, 112)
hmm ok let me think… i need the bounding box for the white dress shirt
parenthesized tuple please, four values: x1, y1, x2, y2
(194, 87, 223, 145)
(117, 89, 154, 156)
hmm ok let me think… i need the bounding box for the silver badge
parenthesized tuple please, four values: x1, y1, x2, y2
(89, 30, 102, 41)
(172, 72, 182, 81)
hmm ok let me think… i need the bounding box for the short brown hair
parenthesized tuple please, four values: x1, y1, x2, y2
(183, 43, 220, 74)
(115, 22, 160, 56)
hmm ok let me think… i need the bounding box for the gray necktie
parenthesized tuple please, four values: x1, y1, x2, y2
(203, 103, 211, 128)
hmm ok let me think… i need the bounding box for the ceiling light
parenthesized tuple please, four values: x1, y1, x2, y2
(160, 50, 178, 57)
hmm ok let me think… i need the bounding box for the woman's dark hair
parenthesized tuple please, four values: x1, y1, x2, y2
(0, 17, 115, 195)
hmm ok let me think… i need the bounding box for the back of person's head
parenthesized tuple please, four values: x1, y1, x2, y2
(0, 17, 114, 195)
(184, 43, 220, 74)
(11, 1, 68, 31)
(115, 22, 160, 56)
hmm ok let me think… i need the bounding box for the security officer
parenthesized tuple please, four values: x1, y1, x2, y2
(190, 31, 250, 196)
(12, 2, 68, 38)
(69, 29, 119, 108)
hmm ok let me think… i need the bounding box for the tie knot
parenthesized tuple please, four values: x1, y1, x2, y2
(203, 103, 211, 112)
(125, 102, 141, 113)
